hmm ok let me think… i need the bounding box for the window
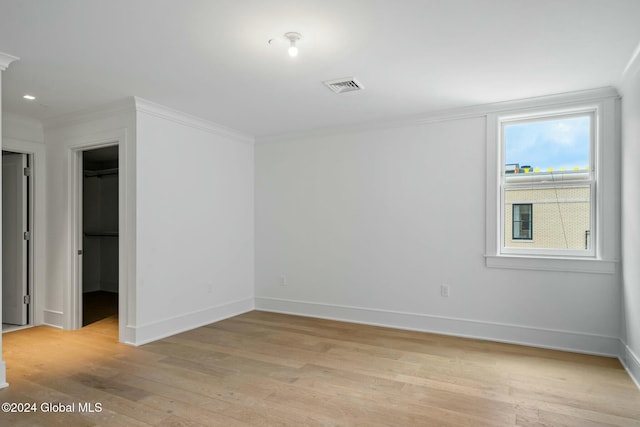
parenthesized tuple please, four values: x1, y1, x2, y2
(485, 92, 619, 273)
(512, 204, 532, 240)
(500, 109, 595, 257)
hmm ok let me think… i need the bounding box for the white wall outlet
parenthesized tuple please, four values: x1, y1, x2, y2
(280, 275, 287, 286)
(441, 284, 450, 298)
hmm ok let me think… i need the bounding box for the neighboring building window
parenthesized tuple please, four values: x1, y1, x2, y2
(500, 110, 595, 257)
(512, 204, 532, 240)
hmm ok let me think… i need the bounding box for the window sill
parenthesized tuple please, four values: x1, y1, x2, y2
(485, 255, 617, 274)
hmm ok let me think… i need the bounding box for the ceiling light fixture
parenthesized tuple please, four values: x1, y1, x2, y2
(284, 32, 301, 57)
(23, 94, 36, 100)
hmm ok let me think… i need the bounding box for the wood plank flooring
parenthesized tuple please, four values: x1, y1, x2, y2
(1, 311, 639, 426)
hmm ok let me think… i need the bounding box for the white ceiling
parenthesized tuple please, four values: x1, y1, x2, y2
(1, 0, 639, 137)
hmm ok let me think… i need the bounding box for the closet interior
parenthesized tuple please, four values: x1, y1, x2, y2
(82, 146, 118, 326)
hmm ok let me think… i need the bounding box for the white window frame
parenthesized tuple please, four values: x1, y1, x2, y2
(485, 94, 619, 274)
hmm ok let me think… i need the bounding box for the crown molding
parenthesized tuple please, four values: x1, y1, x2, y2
(257, 86, 620, 144)
(133, 97, 254, 144)
(417, 86, 619, 122)
(43, 97, 136, 130)
(0, 52, 19, 71)
(2, 113, 44, 143)
(3, 112, 44, 130)
(42, 96, 255, 144)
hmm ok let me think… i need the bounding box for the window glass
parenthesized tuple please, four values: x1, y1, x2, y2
(504, 116, 590, 174)
(501, 113, 593, 254)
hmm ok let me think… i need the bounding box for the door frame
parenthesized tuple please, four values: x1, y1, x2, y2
(2, 136, 45, 328)
(68, 130, 130, 343)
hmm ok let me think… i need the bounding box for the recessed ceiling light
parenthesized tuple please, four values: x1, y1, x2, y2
(23, 94, 36, 100)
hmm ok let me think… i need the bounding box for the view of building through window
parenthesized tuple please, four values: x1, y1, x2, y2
(502, 113, 593, 252)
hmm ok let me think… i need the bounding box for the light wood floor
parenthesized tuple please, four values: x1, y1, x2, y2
(1, 311, 639, 427)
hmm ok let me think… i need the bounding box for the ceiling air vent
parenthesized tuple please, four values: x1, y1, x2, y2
(323, 77, 364, 94)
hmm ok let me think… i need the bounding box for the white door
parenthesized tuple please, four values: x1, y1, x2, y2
(2, 152, 28, 325)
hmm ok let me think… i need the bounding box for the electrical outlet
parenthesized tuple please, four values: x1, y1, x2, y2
(280, 275, 287, 286)
(440, 284, 450, 298)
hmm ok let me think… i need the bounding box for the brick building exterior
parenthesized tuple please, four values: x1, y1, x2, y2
(504, 185, 591, 250)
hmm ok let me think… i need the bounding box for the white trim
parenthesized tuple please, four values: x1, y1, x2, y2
(258, 87, 619, 143)
(619, 341, 640, 390)
(42, 309, 64, 328)
(1, 141, 46, 327)
(486, 94, 620, 271)
(133, 97, 254, 144)
(485, 255, 617, 274)
(43, 98, 136, 130)
(255, 297, 620, 357)
(64, 129, 133, 346)
(0, 52, 19, 70)
(2, 114, 44, 140)
(46, 96, 255, 144)
(125, 297, 254, 346)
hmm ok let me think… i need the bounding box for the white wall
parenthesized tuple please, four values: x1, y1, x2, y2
(256, 103, 621, 356)
(133, 99, 255, 344)
(41, 97, 254, 346)
(620, 50, 640, 386)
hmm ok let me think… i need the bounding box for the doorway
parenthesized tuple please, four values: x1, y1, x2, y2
(2, 151, 32, 332)
(81, 146, 119, 326)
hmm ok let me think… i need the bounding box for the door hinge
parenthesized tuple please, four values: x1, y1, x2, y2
(23, 295, 31, 305)
(24, 231, 31, 241)
(23, 167, 31, 177)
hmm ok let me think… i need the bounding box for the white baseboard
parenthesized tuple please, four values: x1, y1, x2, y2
(255, 297, 620, 357)
(619, 340, 640, 390)
(42, 309, 64, 329)
(125, 297, 254, 346)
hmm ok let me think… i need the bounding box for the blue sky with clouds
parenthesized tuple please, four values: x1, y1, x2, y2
(504, 116, 590, 172)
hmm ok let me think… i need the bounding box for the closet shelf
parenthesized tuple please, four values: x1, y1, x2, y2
(84, 168, 118, 178)
(84, 232, 119, 237)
